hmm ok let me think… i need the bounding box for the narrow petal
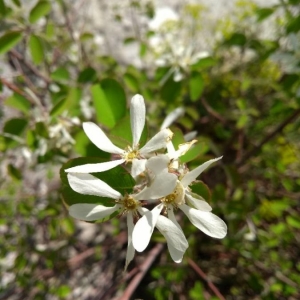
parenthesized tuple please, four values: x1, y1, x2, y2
(179, 204, 227, 238)
(184, 131, 197, 142)
(169, 140, 197, 160)
(139, 129, 173, 155)
(69, 203, 119, 221)
(181, 156, 223, 187)
(185, 192, 212, 212)
(67, 173, 121, 199)
(166, 141, 176, 157)
(135, 172, 177, 200)
(83, 122, 124, 154)
(130, 94, 146, 148)
(65, 159, 125, 173)
(132, 203, 163, 252)
(125, 212, 135, 270)
(156, 215, 189, 263)
(160, 107, 185, 130)
(167, 205, 182, 230)
(131, 158, 147, 179)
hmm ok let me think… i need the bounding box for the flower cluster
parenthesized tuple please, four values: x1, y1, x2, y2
(65, 94, 227, 269)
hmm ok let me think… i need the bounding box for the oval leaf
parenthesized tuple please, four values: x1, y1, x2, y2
(0, 31, 22, 55)
(29, 0, 51, 24)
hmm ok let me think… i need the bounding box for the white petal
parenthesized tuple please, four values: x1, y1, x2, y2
(181, 156, 223, 187)
(67, 173, 121, 199)
(83, 122, 124, 154)
(169, 140, 197, 160)
(125, 212, 135, 270)
(184, 131, 198, 142)
(167, 205, 182, 230)
(130, 94, 146, 148)
(131, 158, 147, 179)
(69, 203, 119, 221)
(179, 204, 227, 238)
(156, 214, 188, 263)
(166, 141, 176, 157)
(132, 203, 163, 252)
(185, 192, 212, 212)
(65, 159, 125, 173)
(135, 172, 177, 200)
(146, 155, 170, 175)
(140, 129, 173, 155)
(160, 107, 185, 130)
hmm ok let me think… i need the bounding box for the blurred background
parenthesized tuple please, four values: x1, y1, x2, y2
(1, 0, 300, 299)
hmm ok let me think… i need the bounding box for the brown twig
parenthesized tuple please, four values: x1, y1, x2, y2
(188, 258, 226, 300)
(9, 49, 51, 84)
(236, 108, 300, 166)
(0, 77, 35, 105)
(118, 243, 164, 300)
(201, 97, 227, 124)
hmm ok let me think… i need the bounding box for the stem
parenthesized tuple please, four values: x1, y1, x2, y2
(118, 243, 164, 300)
(236, 108, 300, 166)
(188, 258, 226, 300)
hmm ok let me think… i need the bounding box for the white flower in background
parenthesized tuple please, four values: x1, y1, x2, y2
(160, 107, 185, 130)
(157, 46, 210, 82)
(67, 155, 178, 269)
(65, 94, 173, 176)
(271, 33, 300, 74)
(133, 156, 227, 254)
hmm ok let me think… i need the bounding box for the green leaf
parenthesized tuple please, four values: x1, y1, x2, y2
(160, 77, 182, 104)
(286, 15, 300, 33)
(12, 0, 21, 6)
(190, 181, 211, 202)
(124, 72, 139, 92)
(29, 34, 44, 64)
(3, 118, 28, 148)
(286, 216, 300, 229)
(224, 33, 247, 46)
(50, 87, 81, 117)
(0, 31, 23, 55)
(180, 143, 207, 163)
(4, 93, 31, 114)
(91, 79, 126, 128)
(50, 98, 67, 117)
(0, 0, 7, 16)
(77, 67, 97, 83)
(7, 164, 22, 180)
(50, 67, 70, 82)
(189, 71, 204, 102)
(191, 57, 216, 70)
(29, 0, 51, 23)
(110, 115, 148, 149)
(256, 8, 275, 22)
(35, 121, 49, 138)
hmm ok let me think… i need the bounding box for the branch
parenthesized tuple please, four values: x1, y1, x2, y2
(9, 49, 51, 84)
(188, 258, 226, 300)
(201, 98, 227, 125)
(118, 243, 164, 300)
(236, 108, 300, 166)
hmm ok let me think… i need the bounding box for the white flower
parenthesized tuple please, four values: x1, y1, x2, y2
(160, 107, 185, 130)
(65, 94, 173, 177)
(67, 155, 178, 269)
(133, 156, 227, 255)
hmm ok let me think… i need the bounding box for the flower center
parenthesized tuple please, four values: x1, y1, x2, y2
(161, 181, 185, 208)
(122, 146, 140, 162)
(117, 195, 140, 214)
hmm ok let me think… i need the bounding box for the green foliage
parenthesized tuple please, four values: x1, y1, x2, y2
(29, 0, 51, 23)
(1, 0, 300, 299)
(91, 79, 127, 128)
(0, 31, 22, 55)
